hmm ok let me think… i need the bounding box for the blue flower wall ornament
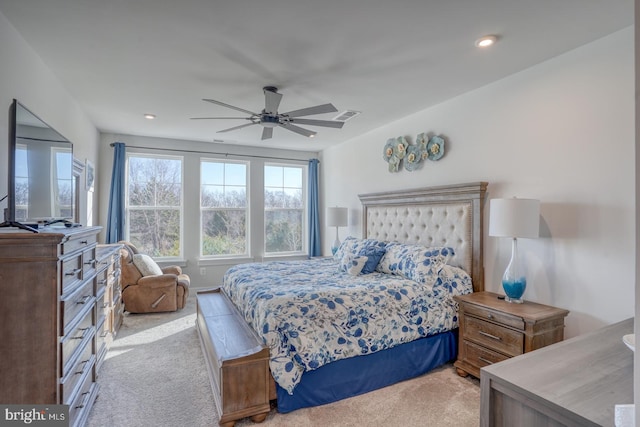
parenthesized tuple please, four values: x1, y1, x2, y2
(384, 133, 446, 172)
(426, 135, 445, 161)
(383, 137, 407, 172)
(404, 144, 424, 171)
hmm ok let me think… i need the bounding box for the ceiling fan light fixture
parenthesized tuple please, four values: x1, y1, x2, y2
(475, 35, 498, 48)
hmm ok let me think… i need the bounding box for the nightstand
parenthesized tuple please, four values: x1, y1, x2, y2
(453, 291, 569, 378)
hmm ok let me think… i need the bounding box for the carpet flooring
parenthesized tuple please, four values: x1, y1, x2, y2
(87, 295, 480, 427)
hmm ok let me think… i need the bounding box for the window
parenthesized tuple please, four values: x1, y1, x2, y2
(200, 160, 248, 257)
(54, 148, 73, 219)
(14, 144, 28, 220)
(126, 153, 183, 258)
(264, 164, 305, 254)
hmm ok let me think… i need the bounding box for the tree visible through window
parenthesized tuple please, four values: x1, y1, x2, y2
(264, 164, 304, 254)
(200, 160, 248, 257)
(126, 154, 182, 258)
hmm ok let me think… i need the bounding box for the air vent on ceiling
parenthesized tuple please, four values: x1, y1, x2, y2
(333, 110, 361, 122)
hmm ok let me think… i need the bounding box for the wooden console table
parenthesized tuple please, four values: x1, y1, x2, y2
(480, 317, 633, 427)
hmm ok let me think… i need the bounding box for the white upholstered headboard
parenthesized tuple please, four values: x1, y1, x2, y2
(358, 182, 487, 293)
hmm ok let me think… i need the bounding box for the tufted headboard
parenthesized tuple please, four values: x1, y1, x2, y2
(358, 182, 487, 293)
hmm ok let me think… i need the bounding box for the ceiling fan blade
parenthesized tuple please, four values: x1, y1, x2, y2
(289, 118, 344, 128)
(190, 117, 252, 120)
(264, 89, 283, 115)
(261, 127, 274, 140)
(282, 103, 338, 118)
(203, 98, 257, 116)
(279, 123, 317, 138)
(217, 122, 258, 133)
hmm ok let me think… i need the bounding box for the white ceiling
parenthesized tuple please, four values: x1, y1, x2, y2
(0, 0, 633, 152)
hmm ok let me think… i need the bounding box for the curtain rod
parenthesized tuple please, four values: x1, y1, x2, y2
(109, 142, 318, 163)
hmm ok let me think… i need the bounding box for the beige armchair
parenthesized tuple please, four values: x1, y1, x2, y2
(118, 241, 190, 313)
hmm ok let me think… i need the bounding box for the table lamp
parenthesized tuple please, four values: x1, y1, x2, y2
(327, 207, 348, 255)
(489, 198, 540, 303)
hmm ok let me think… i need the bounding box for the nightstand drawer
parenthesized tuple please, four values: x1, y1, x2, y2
(463, 304, 524, 330)
(463, 340, 509, 368)
(463, 316, 523, 357)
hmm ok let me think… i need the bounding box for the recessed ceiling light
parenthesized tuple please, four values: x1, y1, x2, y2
(475, 35, 498, 48)
(144, 113, 156, 120)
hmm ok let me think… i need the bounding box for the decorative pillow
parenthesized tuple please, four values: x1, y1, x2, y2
(358, 245, 386, 274)
(132, 253, 163, 277)
(338, 253, 368, 276)
(377, 243, 454, 283)
(333, 236, 358, 261)
(406, 247, 455, 284)
(334, 237, 385, 262)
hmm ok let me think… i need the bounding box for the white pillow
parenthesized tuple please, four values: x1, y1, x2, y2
(132, 253, 163, 276)
(338, 253, 368, 276)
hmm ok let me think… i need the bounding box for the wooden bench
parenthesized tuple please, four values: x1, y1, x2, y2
(196, 288, 272, 427)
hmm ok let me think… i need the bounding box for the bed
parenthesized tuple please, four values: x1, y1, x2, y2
(196, 182, 487, 426)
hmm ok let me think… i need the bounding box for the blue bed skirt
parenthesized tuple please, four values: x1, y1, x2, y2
(275, 329, 458, 413)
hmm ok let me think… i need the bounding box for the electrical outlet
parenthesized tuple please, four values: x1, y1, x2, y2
(200, 267, 206, 276)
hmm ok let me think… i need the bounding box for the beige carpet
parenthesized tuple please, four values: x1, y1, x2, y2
(88, 295, 480, 427)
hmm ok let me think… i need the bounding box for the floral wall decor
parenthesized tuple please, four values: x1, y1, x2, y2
(383, 133, 446, 172)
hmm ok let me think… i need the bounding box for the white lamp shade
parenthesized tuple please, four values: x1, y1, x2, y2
(326, 207, 348, 227)
(489, 198, 540, 238)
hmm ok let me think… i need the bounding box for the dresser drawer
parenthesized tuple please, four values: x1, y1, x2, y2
(61, 307, 95, 378)
(67, 369, 97, 427)
(462, 340, 509, 369)
(463, 316, 524, 357)
(61, 234, 97, 256)
(61, 279, 95, 336)
(463, 304, 524, 330)
(61, 254, 84, 293)
(60, 344, 94, 404)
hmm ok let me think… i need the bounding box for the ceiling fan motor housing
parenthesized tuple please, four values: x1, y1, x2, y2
(260, 114, 280, 127)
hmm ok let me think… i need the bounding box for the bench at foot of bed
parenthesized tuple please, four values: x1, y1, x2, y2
(196, 288, 271, 427)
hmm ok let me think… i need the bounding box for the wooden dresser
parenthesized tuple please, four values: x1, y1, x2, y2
(95, 243, 123, 373)
(453, 291, 569, 378)
(480, 318, 633, 427)
(0, 226, 110, 427)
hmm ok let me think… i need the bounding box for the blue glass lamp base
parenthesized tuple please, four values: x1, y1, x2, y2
(502, 278, 526, 304)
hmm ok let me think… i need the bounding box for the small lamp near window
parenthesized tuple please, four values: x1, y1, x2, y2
(489, 198, 540, 303)
(327, 207, 348, 255)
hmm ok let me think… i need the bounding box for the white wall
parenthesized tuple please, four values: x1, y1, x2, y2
(321, 28, 635, 339)
(98, 133, 319, 286)
(0, 11, 100, 226)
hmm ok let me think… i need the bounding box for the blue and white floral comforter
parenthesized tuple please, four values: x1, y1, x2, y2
(222, 258, 472, 394)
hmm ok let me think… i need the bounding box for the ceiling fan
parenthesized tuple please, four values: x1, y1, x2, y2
(191, 86, 344, 140)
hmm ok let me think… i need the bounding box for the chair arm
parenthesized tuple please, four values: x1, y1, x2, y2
(136, 274, 179, 289)
(161, 266, 182, 275)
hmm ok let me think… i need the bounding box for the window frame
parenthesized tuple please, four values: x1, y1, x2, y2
(263, 162, 308, 257)
(199, 158, 250, 260)
(124, 151, 184, 261)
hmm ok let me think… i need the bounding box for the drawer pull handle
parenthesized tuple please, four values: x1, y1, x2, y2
(75, 359, 90, 374)
(80, 240, 88, 245)
(479, 331, 502, 341)
(75, 391, 91, 409)
(77, 295, 92, 305)
(84, 259, 96, 266)
(65, 268, 82, 276)
(72, 327, 91, 340)
(487, 313, 494, 319)
(478, 356, 493, 365)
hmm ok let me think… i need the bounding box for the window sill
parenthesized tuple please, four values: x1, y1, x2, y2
(197, 253, 310, 267)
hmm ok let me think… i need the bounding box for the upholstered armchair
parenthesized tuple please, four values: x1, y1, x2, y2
(118, 241, 190, 313)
